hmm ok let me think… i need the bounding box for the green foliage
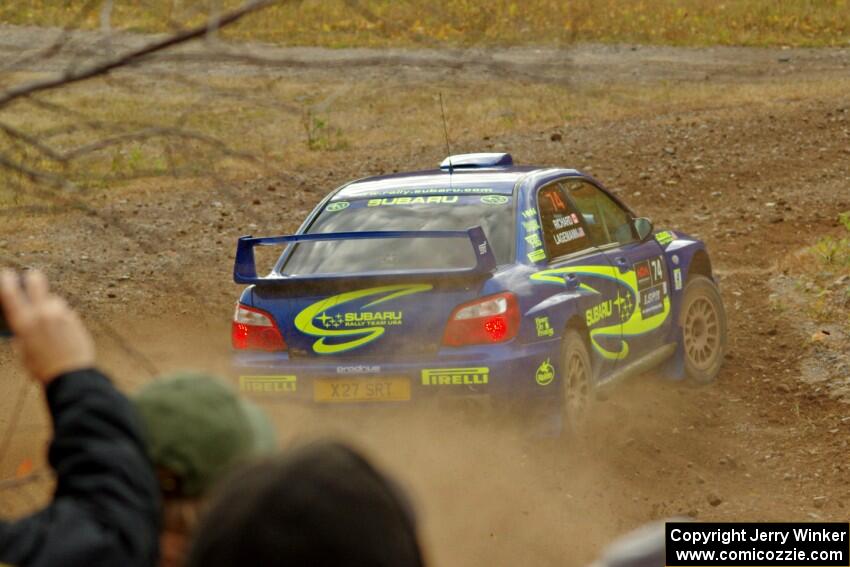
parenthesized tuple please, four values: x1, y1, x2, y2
(301, 110, 349, 151)
(813, 237, 842, 265)
(109, 145, 168, 177)
(789, 211, 850, 330)
(838, 210, 850, 232)
(2, 0, 849, 48)
(826, 212, 849, 262)
(810, 211, 850, 267)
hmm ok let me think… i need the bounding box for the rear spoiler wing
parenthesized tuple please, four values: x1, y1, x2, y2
(233, 226, 497, 285)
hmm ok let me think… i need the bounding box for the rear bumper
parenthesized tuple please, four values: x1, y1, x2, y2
(231, 339, 562, 405)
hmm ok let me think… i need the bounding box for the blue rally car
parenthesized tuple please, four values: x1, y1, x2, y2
(231, 153, 726, 429)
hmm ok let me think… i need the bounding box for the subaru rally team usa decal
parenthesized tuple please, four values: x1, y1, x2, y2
(294, 284, 432, 354)
(530, 256, 670, 360)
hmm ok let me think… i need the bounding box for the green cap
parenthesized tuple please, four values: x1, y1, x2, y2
(134, 373, 276, 498)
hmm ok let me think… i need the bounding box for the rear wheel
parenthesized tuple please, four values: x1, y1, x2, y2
(679, 274, 727, 383)
(561, 329, 593, 434)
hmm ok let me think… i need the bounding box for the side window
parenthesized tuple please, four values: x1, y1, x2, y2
(537, 183, 591, 258)
(564, 180, 636, 246)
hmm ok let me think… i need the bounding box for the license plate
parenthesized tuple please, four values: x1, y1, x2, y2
(313, 377, 411, 403)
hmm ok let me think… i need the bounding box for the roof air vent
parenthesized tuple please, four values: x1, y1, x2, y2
(440, 152, 513, 170)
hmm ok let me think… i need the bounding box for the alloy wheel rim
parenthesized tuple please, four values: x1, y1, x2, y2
(683, 296, 720, 371)
(565, 351, 590, 424)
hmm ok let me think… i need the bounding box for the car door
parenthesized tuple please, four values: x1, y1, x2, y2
(534, 181, 624, 381)
(563, 179, 674, 364)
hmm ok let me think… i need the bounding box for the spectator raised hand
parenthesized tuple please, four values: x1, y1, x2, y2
(0, 269, 95, 384)
(0, 269, 160, 567)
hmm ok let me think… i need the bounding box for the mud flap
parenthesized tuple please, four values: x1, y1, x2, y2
(659, 326, 686, 380)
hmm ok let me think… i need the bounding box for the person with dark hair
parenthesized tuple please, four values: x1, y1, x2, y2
(0, 270, 160, 567)
(187, 440, 425, 567)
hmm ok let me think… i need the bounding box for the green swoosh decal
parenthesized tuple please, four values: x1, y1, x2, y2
(294, 284, 433, 354)
(531, 264, 670, 360)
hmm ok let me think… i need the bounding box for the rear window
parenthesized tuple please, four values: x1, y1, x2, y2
(280, 194, 514, 275)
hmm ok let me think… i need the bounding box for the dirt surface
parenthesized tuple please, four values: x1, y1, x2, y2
(2, 24, 850, 83)
(0, 26, 849, 566)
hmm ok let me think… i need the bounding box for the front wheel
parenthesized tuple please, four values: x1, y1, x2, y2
(561, 328, 593, 434)
(679, 274, 727, 383)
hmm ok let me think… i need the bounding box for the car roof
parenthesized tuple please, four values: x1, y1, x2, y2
(330, 166, 558, 201)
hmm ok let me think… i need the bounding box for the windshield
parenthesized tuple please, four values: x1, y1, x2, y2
(280, 194, 514, 275)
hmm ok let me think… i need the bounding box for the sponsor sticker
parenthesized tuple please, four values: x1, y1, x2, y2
(525, 233, 543, 249)
(354, 187, 494, 198)
(336, 365, 381, 374)
(674, 268, 683, 290)
(586, 299, 614, 327)
(634, 255, 668, 317)
(552, 214, 579, 230)
(294, 284, 433, 354)
(325, 201, 350, 212)
(240, 375, 297, 394)
(554, 227, 585, 245)
(317, 310, 403, 329)
(535, 359, 555, 386)
(535, 316, 554, 337)
(527, 248, 547, 263)
(481, 195, 510, 205)
(635, 260, 653, 286)
(655, 230, 676, 246)
(522, 207, 537, 219)
(639, 284, 665, 317)
(421, 367, 489, 386)
(367, 196, 459, 207)
(613, 291, 635, 323)
(523, 219, 541, 232)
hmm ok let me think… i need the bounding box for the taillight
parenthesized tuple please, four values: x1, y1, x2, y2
(442, 292, 520, 347)
(232, 304, 287, 351)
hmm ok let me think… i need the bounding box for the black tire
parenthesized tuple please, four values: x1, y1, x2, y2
(679, 274, 727, 383)
(561, 328, 594, 435)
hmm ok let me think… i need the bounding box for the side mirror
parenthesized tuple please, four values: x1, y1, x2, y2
(634, 217, 653, 241)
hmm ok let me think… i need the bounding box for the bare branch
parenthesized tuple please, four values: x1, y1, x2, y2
(0, 3, 300, 495)
(0, 121, 68, 163)
(0, 153, 73, 189)
(0, 0, 278, 110)
(25, 95, 163, 136)
(61, 126, 261, 163)
(0, 0, 102, 74)
(97, 69, 303, 125)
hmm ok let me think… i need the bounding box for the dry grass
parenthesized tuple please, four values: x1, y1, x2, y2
(1, 0, 849, 48)
(3, 65, 850, 207)
(3, 2, 848, 206)
(782, 213, 850, 329)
